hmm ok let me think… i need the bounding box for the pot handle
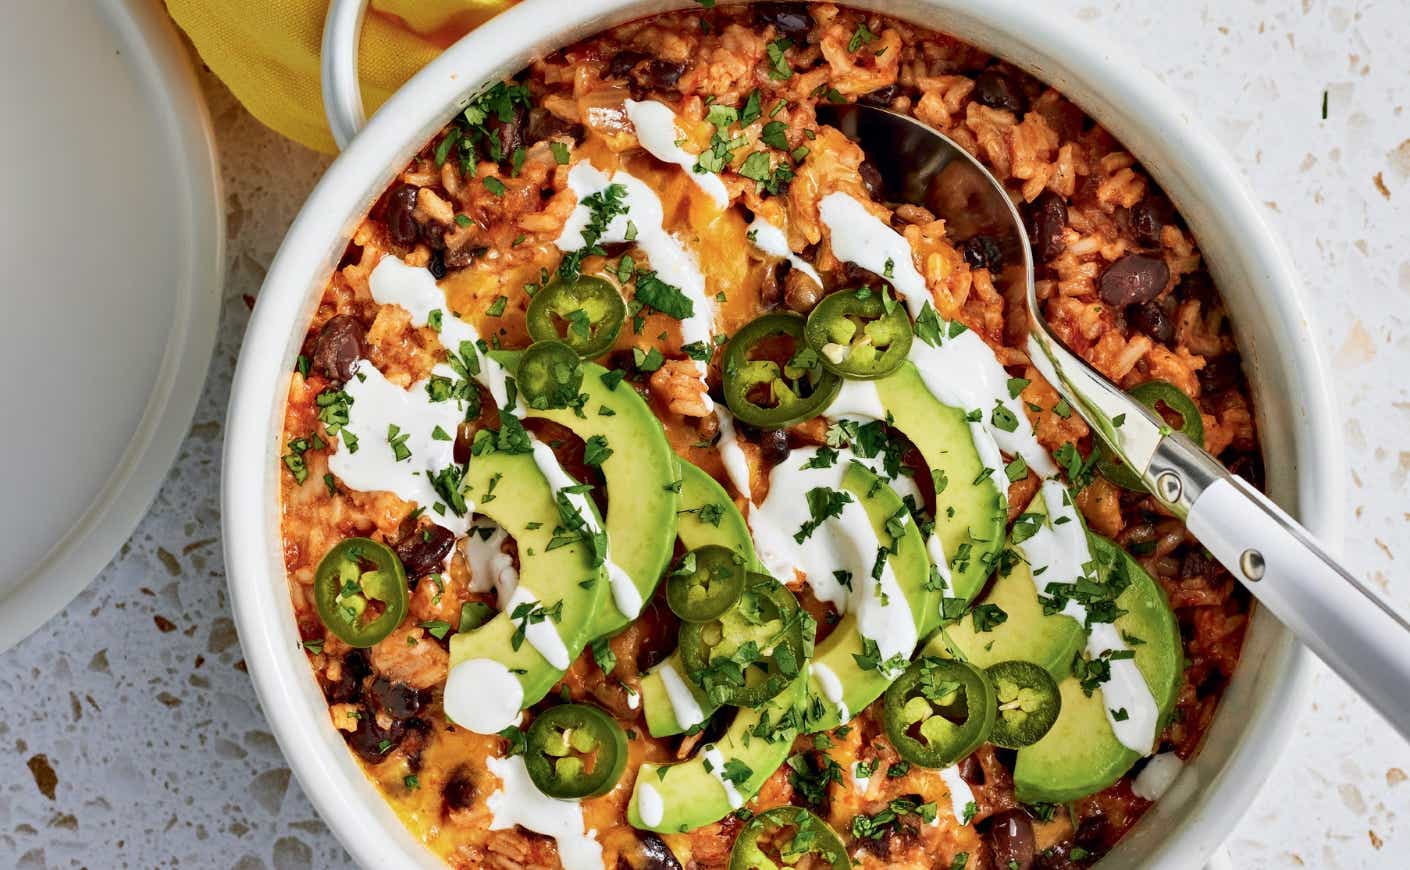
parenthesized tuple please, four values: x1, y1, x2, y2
(321, 0, 372, 150)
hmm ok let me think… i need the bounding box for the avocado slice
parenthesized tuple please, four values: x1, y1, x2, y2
(675, 460, 759, 567)
(865, 362, 1006, 631)
(629, 676, 805, 833)
(938, 486, 1085, 675)
(802, 461, 931, 732)
(447, 448, 608, 711)
(492, 351, 679, 639)
(640, 461, 755, 737)
(1013, 536, 1183, 803)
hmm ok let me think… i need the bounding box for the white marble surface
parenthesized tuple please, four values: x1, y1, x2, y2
(1, 1, 1407, 867)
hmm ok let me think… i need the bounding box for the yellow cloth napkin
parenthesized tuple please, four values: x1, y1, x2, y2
(166, 0, 518, 154)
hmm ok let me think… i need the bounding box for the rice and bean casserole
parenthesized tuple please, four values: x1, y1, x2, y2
(277, 4, 1258, 868)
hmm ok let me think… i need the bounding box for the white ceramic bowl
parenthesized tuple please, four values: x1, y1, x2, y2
(223, 1, 1341, 866)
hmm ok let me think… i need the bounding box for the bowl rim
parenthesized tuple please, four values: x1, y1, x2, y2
(222, 1, 1340, 867)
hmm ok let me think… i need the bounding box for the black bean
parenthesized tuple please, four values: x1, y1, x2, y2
(859, 84, 898, 107)
(394, 524, 456, 578)
(646, 59, 687, 91)
(960, 235, 1004, 272)
(637, 832, 684, 870)
(453, 418, 479, 466)
(1129, 193, 1174, 248)
(957, 753, 984, 784)
(859, 159, 884, 200)
(1026, 191, 1068, 263)
(400, 718, 433, 773)
(324, 649, 370, 704)
(1225, 449, 1264, 490)
(753, 3, 813, 40)
(783, 269, 821, 313)
(443, 766, 476, 811)
(1127, 301, 1173, 343)
(1176, 268, 1217, 304)
(1099, 254, 1170, 306)
(312, 315, 365, 383)
(526, 107, 583, 145)
(442, 244, 484, 270)
(1180, 547, 1216, 581)
(1073, 812, 1110, 850)
(1197, 355, 1241, 394)
(759, 429, 790, 465)
(386, 184, 421, 246)
(426, 250, 447, 280)
(485, 103, 526, 160)
(973, 69, 1028, 115)
(608, 50, 651, 80)
(985, 809, 1036, 870)
(370, 677, 428, 721)
(344, 706, 406, 762)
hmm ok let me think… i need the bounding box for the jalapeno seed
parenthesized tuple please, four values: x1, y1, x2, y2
(986, 660, 1062, 749)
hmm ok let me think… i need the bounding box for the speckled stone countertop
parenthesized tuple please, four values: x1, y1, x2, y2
(2, 2, 1407, 868)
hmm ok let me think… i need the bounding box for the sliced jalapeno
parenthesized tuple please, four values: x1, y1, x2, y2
(313, 537, 409, 648)
(527, 274, 626, 359)
(883, 656, 995, 768)
(723, 314, 841, 428)
(680, 573, 810, 708)
(986, 660, 1061, 749)
(517, 340, 584, 410)
(667, 545, 747, 623)
(1097, 380, 1205, 491)
(804, 287, 913, 380)
(524, 703, 628, 799)
(729, 805, 850, 870)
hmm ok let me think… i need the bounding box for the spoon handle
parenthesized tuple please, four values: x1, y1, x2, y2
(1181, 464, 1410, 740)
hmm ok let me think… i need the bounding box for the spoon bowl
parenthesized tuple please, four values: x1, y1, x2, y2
(820, 101, 1410, 742)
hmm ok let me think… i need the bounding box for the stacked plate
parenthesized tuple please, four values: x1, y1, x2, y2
(0, 0, 222, 651)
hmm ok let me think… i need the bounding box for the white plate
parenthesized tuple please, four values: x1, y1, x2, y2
(0, 0, 222, 652)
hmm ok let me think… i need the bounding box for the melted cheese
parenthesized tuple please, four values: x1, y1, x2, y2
(625, 99, 729, 208)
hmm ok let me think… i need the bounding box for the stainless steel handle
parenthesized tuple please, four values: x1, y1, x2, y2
(321, 0, 371, 150)
(1165, 436, 1410, 741)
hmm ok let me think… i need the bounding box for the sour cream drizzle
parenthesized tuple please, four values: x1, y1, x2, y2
(811, 662, 849, 725)
(657, 660, 706, 731)
(823, 381, 939, 580)
(816, 191, 1056, 482)
(635, 781, 665, 827)
(529, 438, 642, 620)
(368, 256, 515, 411)
(751, 447, 917, 670)
(327, 360, 472, 535)
(746, 217, 822, 286)
(328, 256, 526, 535)
(702, 744, 745, 809)
(714, 406, 753, 502)
(1021, 479, 1158, 754)
(939, 765, 976, 823)
(486, 755, 603, 870)
(625, 99, 729, 209)
(462, 522, 518, 608)
(818, 192, 929, 307)
(444, 658, 522, 734)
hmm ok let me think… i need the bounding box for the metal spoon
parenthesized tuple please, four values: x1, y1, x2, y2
(820, 101, 1410, 740)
